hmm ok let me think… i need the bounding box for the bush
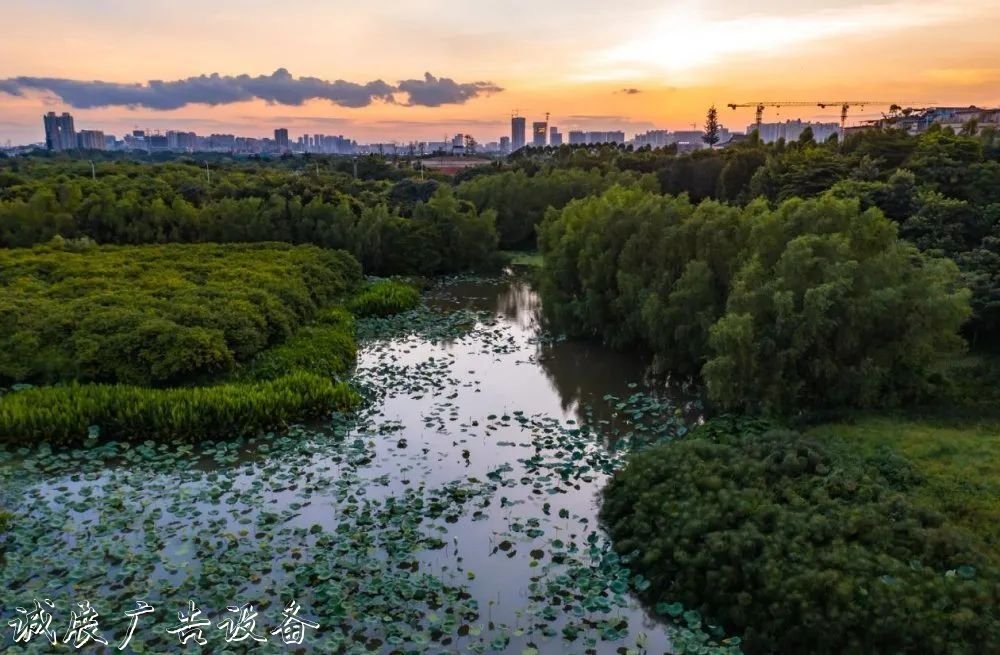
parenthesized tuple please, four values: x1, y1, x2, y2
(602, 423, 999, 654)
(0, 373, 359, 444)
(347, 280, 421, 318)
(0, 242, 362, 386)
(0, 302, 364, 444)
(238, 308, 357, 381)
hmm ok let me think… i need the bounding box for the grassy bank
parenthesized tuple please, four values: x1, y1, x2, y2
(0, 246, 424, 444)
(602, 416, 999, 654)
(0, 373, 358, 443)
(807, 415, 1000, 559)
(501, 250, 544, 268)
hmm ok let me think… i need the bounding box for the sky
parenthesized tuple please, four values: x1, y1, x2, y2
(2, 0, 999, 145)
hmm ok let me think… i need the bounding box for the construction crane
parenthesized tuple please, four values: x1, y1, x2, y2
(726, 101, 918, 143)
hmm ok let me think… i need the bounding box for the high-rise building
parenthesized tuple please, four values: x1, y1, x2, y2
(274, 128, 290, 152)
(632, 130, 673, 149)
(166, 131, 198, 151)
(499, 136, 511, 155)
(149, 134, 169, 151)
(76, 130, 106, 150)
(511, 116, 526, 151)
(549, 127, 562, 146)
(43, 112, 76, 151)
(533, 121, 548, 147)
(582, 131, 626, 144)
(750, 119, 836, 144)
(568, 131, 587, 145)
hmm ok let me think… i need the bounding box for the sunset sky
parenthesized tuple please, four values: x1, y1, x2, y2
(2, 0, 999, 145)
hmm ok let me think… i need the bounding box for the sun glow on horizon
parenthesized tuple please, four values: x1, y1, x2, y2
(584, 0, 983, 83)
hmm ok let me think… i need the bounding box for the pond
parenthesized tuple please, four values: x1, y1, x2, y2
(0, 272, 736, 654)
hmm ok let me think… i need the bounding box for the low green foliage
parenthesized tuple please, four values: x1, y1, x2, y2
(237, 307, 357, 382)
(502, 250, 544, 268)
(602, 421, 999, 654)
(347, 279, 422, 317)
(0, 242, 362, 386)
(0, 373, 358, 444)
(807, 415, 1000, 558)
(0, 246, 369, 443)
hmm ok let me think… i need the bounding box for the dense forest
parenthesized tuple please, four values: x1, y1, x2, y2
(0, 157, 499, 276)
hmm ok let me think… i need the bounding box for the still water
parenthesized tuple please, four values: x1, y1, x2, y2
(0, 273, 714, 654)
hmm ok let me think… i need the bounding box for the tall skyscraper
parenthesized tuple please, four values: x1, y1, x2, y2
(499, 136, 511, 155)
(43, 112, 76, 151)
(511, 116, 526, 151)
(533, 121, 548, 147)
(76, 130, 106, 150)
(274, 128, 289, 152)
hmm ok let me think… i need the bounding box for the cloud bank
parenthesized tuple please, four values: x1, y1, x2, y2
(396, 73, 503, 107)
(0, 69, 502, 110)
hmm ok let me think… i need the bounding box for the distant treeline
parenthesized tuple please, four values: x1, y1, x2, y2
(3, 125, 998, 340)
(0, 159, 497, 275)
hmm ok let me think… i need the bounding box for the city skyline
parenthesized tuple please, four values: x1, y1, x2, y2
(2, 1, 1000, 144)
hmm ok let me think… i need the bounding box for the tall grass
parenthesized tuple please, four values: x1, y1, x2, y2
(347, 279, 421, 318)
(0, 373, 359, 444)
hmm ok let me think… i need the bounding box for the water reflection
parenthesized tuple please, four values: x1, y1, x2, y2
(428, 272, 692, 433)
(1, 272, 700, 655)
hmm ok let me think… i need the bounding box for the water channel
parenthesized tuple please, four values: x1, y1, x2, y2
(0, 271, 731, 654)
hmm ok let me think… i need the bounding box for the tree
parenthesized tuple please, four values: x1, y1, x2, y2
(797, 126, 815, 146)
(703, 196, 971, 413)
(703, 105, 720, 149)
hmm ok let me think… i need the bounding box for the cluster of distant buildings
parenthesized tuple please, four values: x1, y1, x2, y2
(41, 112, 359, 155)
(507, 115, 627, 151)
(27, 106, 1000, 158)
(852, 106, 1000, 135)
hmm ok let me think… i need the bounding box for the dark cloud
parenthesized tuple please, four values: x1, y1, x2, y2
(396, 73, 503, 107)
(0, 69, 501, 110)
(619, 88, 642, 95)
(0, 80, 21, 97)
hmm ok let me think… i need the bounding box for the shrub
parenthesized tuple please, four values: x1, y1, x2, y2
(238, 308, 357, 381)
(0, 373, 359, 444)
(0, 243, 362, 386)
(347, 279, 421, 318)
(602, 424, 999, 654)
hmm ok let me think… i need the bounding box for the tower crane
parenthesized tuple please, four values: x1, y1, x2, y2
(726, 101, 919, 143)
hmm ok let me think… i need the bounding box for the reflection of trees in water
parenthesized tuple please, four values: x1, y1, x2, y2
(536, 339, 646, 419)
(494, 277, 542, 331)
